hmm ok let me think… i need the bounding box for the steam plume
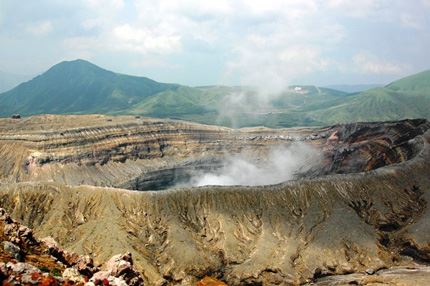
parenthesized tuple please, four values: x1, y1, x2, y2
(189, 143, 321, 187)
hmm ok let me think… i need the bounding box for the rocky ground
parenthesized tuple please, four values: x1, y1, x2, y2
(0, 115, 429, 285)
(0, 207, 147, 285)
(0, 206, 225, 285)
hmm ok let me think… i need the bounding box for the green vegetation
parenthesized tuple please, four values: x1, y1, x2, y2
(310, 71, 430, 124)
(51, 268, 61, 277)
(0, 59, 429, 127)
(0, 59, 177, 116)
(126, 86, 226, 117)
(38, 266, 50, 273)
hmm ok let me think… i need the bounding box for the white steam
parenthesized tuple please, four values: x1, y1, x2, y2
(189, 143, 321, 187)
(216, 90, 274, 128)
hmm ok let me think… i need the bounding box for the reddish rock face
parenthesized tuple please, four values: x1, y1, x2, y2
(39, 276, 59, 286)
(196, 276, 228, 286)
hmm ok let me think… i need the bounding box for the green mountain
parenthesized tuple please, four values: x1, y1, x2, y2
(127, 86, 230, 117)
(0, 59, 177, 115)
(0, 59, 428, 128)
(311, 70, 430, 124)
(325, 84, 383, 93)
(387, 70, 430, 92)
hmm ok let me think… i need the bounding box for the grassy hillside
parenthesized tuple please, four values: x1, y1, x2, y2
(0, 59, 177, 116)
(122, 85, 348, 127)
(325, 84, 383, 93)
(386, 70, 430, 93)
(126, 86, 233, 117)
(311, 71, 430, 124)
(0, 59, 428, 128)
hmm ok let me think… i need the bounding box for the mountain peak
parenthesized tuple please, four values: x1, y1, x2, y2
(0, 59, 174, 116)
(47, 59, 109, 74)
(57, 59, 96, 66)
(35, 59, 117, 83)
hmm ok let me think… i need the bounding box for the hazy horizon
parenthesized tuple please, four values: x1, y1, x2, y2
(0, 58, 415, 92)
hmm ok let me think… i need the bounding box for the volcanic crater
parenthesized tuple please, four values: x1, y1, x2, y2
(0, 115, 430, 285)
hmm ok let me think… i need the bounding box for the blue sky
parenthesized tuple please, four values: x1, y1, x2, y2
(1, 0, 429, 88)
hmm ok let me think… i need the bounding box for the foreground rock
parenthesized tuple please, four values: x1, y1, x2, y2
(90, 253, 143, 286)
(0, 208, 144, 285)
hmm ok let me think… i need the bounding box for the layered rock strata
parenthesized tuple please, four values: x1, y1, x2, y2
(0, 115, 427, 190)
(0, 115, 429, 285)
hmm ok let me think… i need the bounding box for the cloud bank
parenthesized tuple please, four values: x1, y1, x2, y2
(1, 0, 429, 86)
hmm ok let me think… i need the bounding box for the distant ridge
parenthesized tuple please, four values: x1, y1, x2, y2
(0, 60, 429, 127)
(311, 70, 430, 124)
(325, 84, 383, 93)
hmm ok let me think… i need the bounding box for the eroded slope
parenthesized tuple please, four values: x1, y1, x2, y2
(0, 116, 429, 285)
(0, 126, 429, 284)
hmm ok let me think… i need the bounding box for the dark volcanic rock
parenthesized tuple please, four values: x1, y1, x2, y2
(318, 119, 429, 175)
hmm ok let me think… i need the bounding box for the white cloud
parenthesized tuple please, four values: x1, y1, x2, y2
(26, 21, 53, 36)
(154, 0, 233, 17)
(130, 58, 179, 69)
(81, 18, 102, 30)
(112, 24, 181, 54)
(64, 24, 182, 56)
(227, 42, 331, 95)
(326, 0, 387, 18)
(3, 0, 429, 84)
(422, 0, 430, 7)
(400, 14, 422, 29)
(223, 2, 345, 94)
(241, 0, 318, 17)
(63, 36, 101, 51)
(79, 0, 125, 31)
(353, 52, 403, 75)
(84, 0, 124, 10)
(61, 0, 420, 87)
